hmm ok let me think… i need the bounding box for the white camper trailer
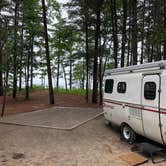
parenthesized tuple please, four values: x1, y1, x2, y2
(103, 61, 166, 145)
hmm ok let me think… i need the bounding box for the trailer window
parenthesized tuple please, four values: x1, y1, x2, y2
(105, 79, 114, 93)
(144, 82, 156, 100)
(117, 82, 126, 93)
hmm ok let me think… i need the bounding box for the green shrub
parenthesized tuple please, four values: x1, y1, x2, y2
(54, 87, 92, 95)
(31, 85, 46, 91)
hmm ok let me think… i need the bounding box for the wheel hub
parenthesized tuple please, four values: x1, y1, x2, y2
(123, 126, 131, 140)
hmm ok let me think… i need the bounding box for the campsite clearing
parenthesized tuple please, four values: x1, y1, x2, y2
(0, 107, 165, 166)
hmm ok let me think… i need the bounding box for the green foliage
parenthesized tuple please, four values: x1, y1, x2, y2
(0, 0, 166, 104)
(22, 85, 92, 95)
(31, 85, 46, 90)
(54, 87, 92, 95)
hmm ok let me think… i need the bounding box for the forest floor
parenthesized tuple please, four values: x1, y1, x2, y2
(0, 90, 101, 116)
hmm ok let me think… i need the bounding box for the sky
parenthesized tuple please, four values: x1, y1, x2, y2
(58, 0, 69, 18)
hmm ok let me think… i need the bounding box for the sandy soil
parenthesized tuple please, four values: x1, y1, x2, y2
(0, 116, 165, 166)
(0, 91, 101, 116)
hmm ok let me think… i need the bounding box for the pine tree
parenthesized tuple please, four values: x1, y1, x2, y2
(42, 0, 55, 104)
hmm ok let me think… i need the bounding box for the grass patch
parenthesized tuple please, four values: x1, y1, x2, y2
(54, 87, 92, 95)
(6, 85, 92, 96)
(31, 85, 46, 91)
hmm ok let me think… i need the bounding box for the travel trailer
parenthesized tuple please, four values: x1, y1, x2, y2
(103, 61, 166, 145)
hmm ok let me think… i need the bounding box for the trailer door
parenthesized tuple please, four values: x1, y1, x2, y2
(142, 74, 163, 144)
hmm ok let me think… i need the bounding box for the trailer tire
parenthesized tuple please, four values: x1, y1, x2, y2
(121, 124, 136, 144)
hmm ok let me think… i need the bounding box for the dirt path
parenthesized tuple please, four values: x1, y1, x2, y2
(0, 91, 101, 116)
(0, 117, 164, 166)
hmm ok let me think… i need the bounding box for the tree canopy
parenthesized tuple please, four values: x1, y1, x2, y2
(0, 0, 166, 106)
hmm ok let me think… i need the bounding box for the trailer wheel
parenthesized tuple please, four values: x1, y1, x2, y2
(121, 124, 136, 144)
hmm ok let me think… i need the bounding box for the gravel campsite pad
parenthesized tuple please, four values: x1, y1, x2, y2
(0, 107, 102, 129)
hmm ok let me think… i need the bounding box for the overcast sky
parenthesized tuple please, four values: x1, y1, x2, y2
(57, 0, 69, 18)
(57, 0, 69, 3)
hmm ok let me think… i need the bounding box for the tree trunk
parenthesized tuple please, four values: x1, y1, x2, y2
(110, 0, 118, 68)
(1, 59, 9, 117)
(13, 1, 19, 98)
(69, 52, 72, 90)
(0, 7, 3, 96)
(164, 42, 166, 60)
(82, 58, 85, 89)
(99, 31, 107, 105)
(99, 52, 103, 105)
(140, 0, 146, 64)
(85, 17, 89, 103)
(30, 36, 34, 89)
(56, 39, 60, 89)
(25, 49, 30, 100)
(19, 22, 24, 91)
(127, 12, 131, 66)
(42, 0, 54, 104)
(164, 0, 166, 59)
(30, 57, 33, 88)
(62, 62, 68, 91)
(92, 0, 103, 103)
(0, 48, 3, 96)
(131, 0, 138, 65)
(121, 0, 127, 67)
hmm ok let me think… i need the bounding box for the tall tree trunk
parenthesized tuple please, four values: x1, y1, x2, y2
(92, 0, 103, 103)
(56, 38, 60, 89)
(30, 56, 33, 88)
(19, 22, 24, 91)
(131, 0, 138, 65)
(30, 36, 34, 89)
(1, 61, 9, 117)
(62, 62, 68, 91)
(42, 0, 54, 104)
(99, 49, 103, 105)
(164, 0, 166, 59)
(127, 33, 131, 66)
(150, 44, 154, 62)
(99, 31, 107, 105)
(110, 0, 118, 68)
(25, 48, 30, 100)
(140, 0, 146, 64)
(0, 48, 3, 96)
(69, 52, 72, 90)
(85, 16, 89, 103)
(121, 0, 127, 67)
(0, 6, 3, 96)
(147, 43, 150, 62)
(127, 12, 131, 66)
(13, 1, 19, 98)
(146, 0, 151, 62)
(82, 58, 85, 89)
